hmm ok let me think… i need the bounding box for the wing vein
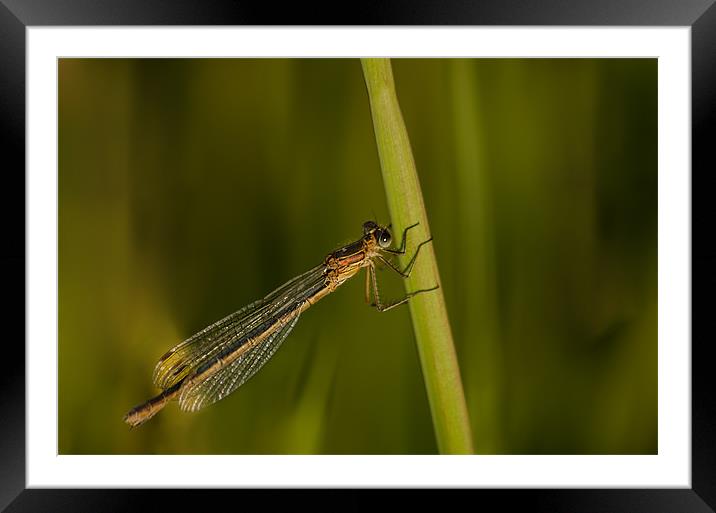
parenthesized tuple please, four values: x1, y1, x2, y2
(152, 264, 326, 391)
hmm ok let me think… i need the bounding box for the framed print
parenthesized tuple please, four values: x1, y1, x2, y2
(2, 0, 715, 511)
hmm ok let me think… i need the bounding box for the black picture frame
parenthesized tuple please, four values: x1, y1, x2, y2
(2, 1, 714, 511)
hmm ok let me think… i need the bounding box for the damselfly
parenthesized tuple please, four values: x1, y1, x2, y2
(124, 221, 436, 427)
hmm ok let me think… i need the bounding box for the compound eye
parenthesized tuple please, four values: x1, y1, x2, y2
(363, 221, 378, 235)
(378, 229, 392, 248)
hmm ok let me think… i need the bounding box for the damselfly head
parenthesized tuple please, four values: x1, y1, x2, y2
(362, 220, 392, 248)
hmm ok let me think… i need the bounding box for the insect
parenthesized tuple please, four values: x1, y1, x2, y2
(123, 221, 436, 427)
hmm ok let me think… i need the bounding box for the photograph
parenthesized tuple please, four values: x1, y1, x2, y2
(58, 57, 657, 456)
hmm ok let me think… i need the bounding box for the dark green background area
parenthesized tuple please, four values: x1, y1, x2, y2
(58, 58, 657, 455)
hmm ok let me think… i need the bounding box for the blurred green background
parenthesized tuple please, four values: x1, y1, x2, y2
(58, 58, 657, 455)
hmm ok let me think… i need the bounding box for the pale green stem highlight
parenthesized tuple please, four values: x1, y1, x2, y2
(361, 58, 474, 454)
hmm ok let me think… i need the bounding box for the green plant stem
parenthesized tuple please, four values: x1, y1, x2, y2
(361, 58, 474, 454)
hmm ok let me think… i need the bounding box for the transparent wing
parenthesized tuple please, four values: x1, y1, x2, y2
(152, 264, 325, 390)
(178, 308, 302, 412)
